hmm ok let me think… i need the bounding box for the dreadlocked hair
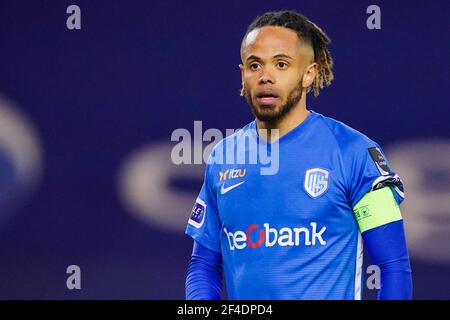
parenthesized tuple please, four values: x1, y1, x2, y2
(242, 10, 334, 97)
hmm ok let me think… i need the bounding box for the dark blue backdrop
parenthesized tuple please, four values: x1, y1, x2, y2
(0, 0, 449, 299)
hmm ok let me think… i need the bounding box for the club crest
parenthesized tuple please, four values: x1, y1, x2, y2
(304, 168, 329, 198)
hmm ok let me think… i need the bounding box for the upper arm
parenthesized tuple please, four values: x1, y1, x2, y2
(185, 152, 222, 253)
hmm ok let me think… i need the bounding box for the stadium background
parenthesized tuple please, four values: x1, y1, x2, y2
(0, 0, 449, 299)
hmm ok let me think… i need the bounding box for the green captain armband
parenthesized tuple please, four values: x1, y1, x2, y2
(352, 187, 402, 233)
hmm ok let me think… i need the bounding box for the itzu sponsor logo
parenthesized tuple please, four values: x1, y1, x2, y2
(223, 222, 327, 250)
(219, 168, 246, 181)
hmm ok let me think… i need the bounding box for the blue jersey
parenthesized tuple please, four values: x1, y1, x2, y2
(185, 110, 404, 300)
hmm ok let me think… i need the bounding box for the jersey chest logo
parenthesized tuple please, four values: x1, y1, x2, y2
(304, 168, 329, 198)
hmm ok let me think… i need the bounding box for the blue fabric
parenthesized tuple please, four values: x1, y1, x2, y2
(185, 241, 223, 300)
(363, 220, 413, 299)
(187, 221, 413, 300)
(185, 110, 407, 299)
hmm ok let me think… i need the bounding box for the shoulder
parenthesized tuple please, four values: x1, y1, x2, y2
(207, 120, 256, 162)
(314, 111, 379, 154)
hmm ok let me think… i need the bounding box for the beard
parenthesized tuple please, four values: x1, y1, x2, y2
(243, 80, 303, 123)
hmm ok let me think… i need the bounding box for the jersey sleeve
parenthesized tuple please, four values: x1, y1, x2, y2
(345, 138, 405, 209)
(185, 156, 222, 253)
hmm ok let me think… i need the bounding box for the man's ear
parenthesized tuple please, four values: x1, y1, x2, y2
(302, 62, 317, 88)
(239, 64, 245, 96)
(239, 64, 244, 79)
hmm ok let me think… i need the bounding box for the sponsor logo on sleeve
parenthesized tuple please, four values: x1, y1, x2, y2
(188, 198, 206, 228)
(368, 147, 392, 176)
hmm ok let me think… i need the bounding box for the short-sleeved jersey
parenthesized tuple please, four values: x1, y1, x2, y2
(186, 110, 404, 299)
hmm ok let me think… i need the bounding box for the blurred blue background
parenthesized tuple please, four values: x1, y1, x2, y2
(0, 0, 449, 299)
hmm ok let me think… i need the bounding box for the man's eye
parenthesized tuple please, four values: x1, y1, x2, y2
(249, 63, 261, 71)
(277, 62, 288, 69)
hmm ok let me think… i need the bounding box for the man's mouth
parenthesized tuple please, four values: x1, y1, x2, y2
(255, 91, 280, 106)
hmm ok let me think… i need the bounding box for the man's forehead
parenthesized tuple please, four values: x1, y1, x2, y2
(241, 26, 307, 60)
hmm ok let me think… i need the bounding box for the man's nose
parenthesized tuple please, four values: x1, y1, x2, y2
(258, 70, 275, 85)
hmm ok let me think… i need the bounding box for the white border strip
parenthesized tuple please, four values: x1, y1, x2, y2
(354, 232, 363, 300)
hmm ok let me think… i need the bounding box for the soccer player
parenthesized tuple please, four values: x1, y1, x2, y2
(185, 10, 412, 300)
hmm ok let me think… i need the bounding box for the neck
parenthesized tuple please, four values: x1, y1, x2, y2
(256, 95, 310, 142)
